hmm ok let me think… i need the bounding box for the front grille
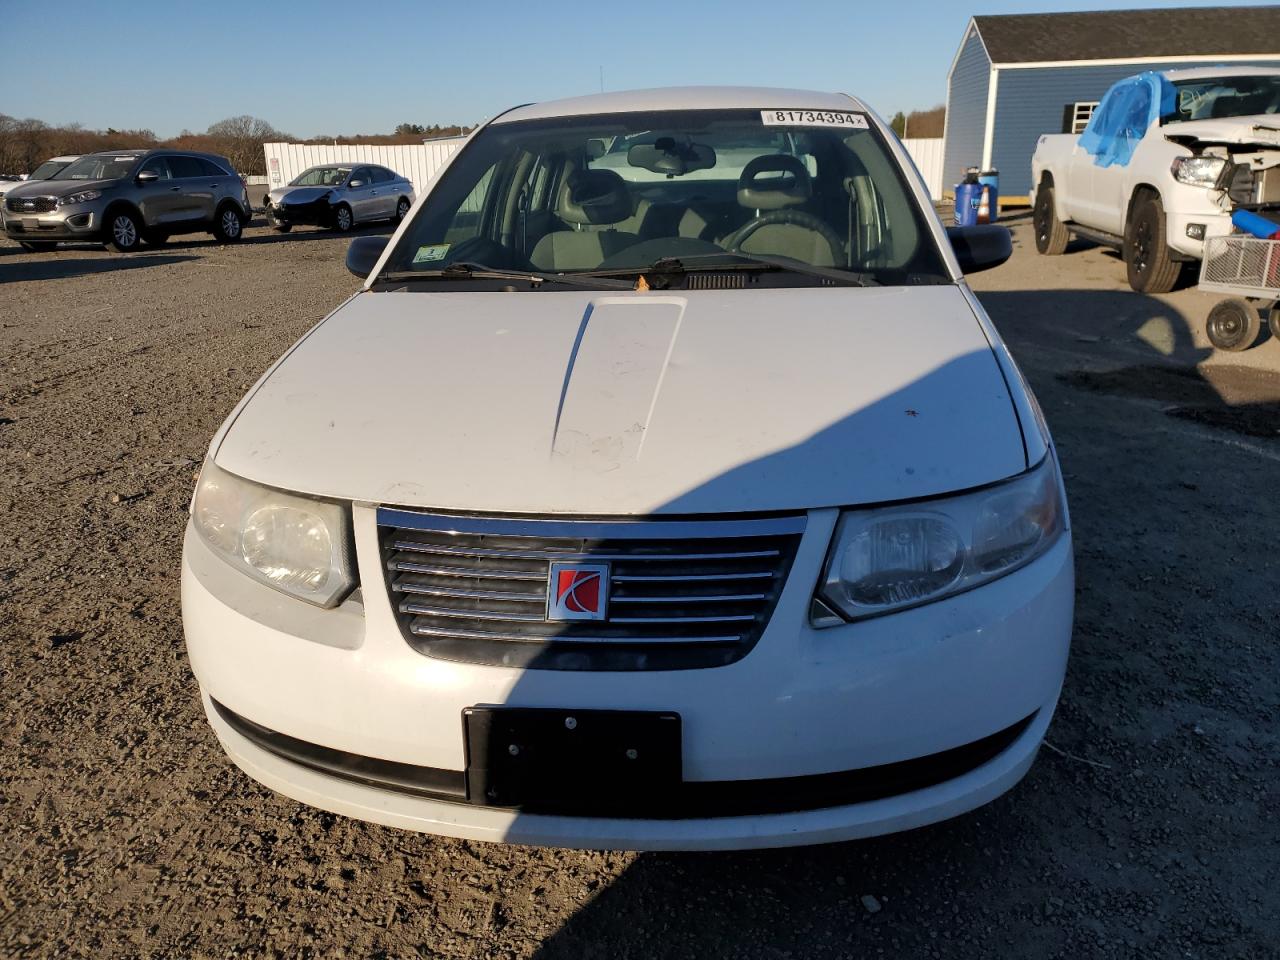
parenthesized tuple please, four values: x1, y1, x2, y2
(377, 509, 805, 671)
(6, 195, 56, 213)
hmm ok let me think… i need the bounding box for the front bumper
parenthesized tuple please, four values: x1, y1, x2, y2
(183, 503, 1074, 849)
(266, 198, 334, 228)
(3, 205, 99, 241)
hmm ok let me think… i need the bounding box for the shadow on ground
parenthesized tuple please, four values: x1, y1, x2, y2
(0, 253, 198, 283)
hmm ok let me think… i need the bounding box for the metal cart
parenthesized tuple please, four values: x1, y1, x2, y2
(1198, 234, 1280, 351)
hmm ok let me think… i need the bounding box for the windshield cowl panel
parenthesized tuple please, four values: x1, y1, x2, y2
(378, 107, 949, 289)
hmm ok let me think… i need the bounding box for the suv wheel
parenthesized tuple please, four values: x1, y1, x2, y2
(333, 204, 353, 232)
(1124, 194, 1181, 294)
(213, 205, 244, 243)
(106, 209, 143, 253)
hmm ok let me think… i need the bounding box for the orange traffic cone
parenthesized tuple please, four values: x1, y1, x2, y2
(976, 186, 991, 224)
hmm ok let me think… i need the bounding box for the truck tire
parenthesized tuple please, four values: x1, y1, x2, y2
(1033, 181, 1069, 255)
(1124, 194, 1181, 294)
(1206, 298, 1260, 351)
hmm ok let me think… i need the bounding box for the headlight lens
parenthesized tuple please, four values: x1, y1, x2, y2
(817, 455, 1065, 623)
(191, 461, 355, 607)
(58, 190, 102, 206)
(1170, 156, 1227, 187)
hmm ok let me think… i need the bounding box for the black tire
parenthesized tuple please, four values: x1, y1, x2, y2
(1268, 304, 1280, 343)
(1206, 298, 1261, 352)
(332, 203, 353, 233)
(212, 204, 244, 243)
(1033, 181, 1069, 255)
(271, 223, 292, 234)
(142, 229, 169, 247)
(395, 196, 411, 223)
(1124, 194, 1181, 294)
(105, 208, 143, 253)
(19, 241, 57, 252)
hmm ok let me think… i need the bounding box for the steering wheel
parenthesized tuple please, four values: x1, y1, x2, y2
(723, 209, 846, 265)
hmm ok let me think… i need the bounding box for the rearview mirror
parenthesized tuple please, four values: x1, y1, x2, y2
(628, 138, 716, 176)
(136, 170, 159, 184)
(346, 235, 389, 279)
(946, 224, 1012, 274)
(348, 179, 365, 189)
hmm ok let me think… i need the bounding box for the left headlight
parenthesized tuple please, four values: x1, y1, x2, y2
(191, 461, 355, 607)
(815, 455, 1065, 624)
(58, 190, 102, 206)
(1170, 156, 1227, 188)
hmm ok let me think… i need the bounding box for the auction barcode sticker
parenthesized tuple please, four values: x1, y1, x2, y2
(761, 110, 868, 129)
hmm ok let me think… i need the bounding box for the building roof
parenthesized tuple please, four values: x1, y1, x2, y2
(496, 87, 866, 124)
(973, 6, 1280, 65)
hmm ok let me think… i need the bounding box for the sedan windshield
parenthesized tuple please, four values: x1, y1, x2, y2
(29, 159, 72, 180)
(57, 155, 139, 181)
(381, 107, 947, 285)
(292, 166, 352, 187)
(1167, 75, 1280, 121)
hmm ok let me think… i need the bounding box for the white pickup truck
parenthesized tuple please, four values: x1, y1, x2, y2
(1031, 66, 1280, 292)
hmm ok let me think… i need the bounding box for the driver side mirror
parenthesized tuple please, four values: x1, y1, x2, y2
(946, 224, 1012, 274)
(348, 179, 365, 189)
(136, 169, 159, 184)
(346, 235, 389, 279)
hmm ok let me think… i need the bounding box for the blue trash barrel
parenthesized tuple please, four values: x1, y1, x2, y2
(978, 170, 999, 223)
(954, 182, 982, 226)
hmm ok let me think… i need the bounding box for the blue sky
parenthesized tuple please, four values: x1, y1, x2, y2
(0, 0, 1273, 137)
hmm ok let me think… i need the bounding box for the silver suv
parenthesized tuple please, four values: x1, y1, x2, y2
(3, 149, 252, 253)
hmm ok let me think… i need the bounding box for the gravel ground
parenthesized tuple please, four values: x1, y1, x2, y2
(1, 215, 1277, 959)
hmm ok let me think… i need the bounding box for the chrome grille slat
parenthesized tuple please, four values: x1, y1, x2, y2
(378, 508, 804, 671)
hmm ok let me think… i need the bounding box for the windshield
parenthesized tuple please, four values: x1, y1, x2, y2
(30, 159, 72, 181)
(1166, 75, 1280, 121)
(380, 108, 947, 285)
(291, 166, 352, 187)
(57, 155, 139, 181)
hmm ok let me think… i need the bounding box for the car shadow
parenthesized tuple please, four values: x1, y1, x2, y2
(0, 253, 199, 283)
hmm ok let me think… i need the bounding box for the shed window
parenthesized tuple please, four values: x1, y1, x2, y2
(1062, 101, 1100, 135)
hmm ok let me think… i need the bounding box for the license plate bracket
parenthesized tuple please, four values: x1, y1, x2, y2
(464, 707, 681, 815)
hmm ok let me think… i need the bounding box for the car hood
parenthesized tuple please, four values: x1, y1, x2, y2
(1163, 115, 1280, 146)
(269, 185, 335, 204)
(5, 177, 117, 198)
(214, 286, 1027, 515)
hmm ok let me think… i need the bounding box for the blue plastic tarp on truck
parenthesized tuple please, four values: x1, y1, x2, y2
(1078, 72, 1177, 168)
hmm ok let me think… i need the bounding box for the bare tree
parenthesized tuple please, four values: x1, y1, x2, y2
(206, 115, 287, 176)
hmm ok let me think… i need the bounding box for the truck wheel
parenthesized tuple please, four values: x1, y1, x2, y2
(1033, 182, 1069, 255)
(1124, 195, 1181, 294)
(1206, 298, 1260, 351)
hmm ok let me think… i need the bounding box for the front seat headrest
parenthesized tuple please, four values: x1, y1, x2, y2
(556, 169, 632, 225)
(737, 155, 812, 210)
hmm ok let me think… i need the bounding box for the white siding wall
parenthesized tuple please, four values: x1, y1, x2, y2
(261, 139, 466, 198)
(901, 137, 945, 201)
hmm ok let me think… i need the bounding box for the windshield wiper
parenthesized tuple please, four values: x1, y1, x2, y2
(585, 253, 879, 287)
(375, 261, 635, 290)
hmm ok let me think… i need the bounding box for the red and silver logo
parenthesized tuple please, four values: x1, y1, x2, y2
(546, 562, 609, 621)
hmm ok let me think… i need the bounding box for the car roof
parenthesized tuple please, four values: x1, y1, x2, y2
(494, 86, 864, 124)
(1162, 65, 1280, 81)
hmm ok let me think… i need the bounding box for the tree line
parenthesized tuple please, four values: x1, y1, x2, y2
(0, 115, 475, 177)
(888, 105, 946, 139)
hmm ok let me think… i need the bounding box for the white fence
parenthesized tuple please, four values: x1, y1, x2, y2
(262, 135, 947, 204)
(901, 137, 944, 201)
(260, 139, 466, 196)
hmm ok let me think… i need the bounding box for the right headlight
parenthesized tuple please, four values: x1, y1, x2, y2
(815, 455, 1065, 624)
(191, 461, 355, 607)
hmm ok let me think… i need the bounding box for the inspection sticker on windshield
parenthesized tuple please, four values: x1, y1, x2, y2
(761, 110, 868, 129)
(411, 243, 450, 264)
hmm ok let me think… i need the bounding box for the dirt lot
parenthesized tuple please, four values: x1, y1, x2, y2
(1, 215, 1277, 959)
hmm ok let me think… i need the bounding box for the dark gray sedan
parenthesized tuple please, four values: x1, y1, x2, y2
(264, 164, 415, 233)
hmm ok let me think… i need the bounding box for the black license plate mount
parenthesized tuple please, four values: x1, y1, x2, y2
(463, 707, 681, 815)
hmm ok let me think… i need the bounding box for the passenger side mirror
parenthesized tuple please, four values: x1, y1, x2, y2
(346, 235, 389, 279)
(946, 224, 1012, 274)
(348, 179, 365, 189)
(136, 169, 159, 184)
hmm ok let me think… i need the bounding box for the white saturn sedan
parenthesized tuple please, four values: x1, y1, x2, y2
(183, 87, 1073, 851)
